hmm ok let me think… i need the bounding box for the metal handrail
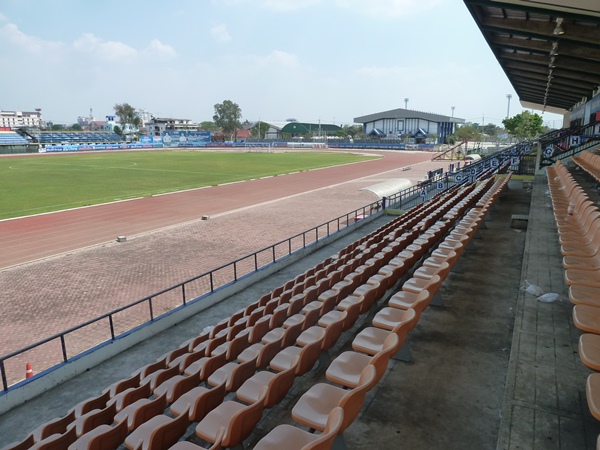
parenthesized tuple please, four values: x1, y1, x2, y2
(0, 200, 379, 392)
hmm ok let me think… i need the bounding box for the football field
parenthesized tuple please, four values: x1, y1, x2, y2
(0, 150, 378, 220)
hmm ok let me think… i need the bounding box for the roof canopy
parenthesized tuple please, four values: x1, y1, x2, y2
(354, 108, 465, 124)
(361, 178, 413, 200)
(280, 122, 342, 134)
(464, 0, 600, 113)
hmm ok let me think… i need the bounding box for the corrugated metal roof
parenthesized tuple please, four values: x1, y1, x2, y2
(361, 178, 413, 199)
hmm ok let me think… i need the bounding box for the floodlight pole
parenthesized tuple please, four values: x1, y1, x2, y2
(404, 98, 409, 109)
(506, 94, 512, 118)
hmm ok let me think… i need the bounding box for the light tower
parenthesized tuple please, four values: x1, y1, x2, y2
(404, 98, 409, 109)
(506, 94, 512, 118)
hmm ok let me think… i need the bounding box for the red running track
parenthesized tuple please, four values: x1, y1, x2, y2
(0, 151, 432, 269)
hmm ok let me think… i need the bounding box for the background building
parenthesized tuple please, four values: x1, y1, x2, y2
(0, 109, 42, 129)
(354, 108, 464, 144)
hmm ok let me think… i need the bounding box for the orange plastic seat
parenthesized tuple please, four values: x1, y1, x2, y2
(194, 387, 268, 449)
(68, 419, 128, 450)
(352, 309, 418, 356)
(206, 356, 258, 392)
(579, 333, 600, 371)
(269, 335, 324, 376)
(153, 372, 199, 404)
(375, 290, 431, 326)
(29, 410, 76, 443)
(253, 407, 343, 450)
(102, 373, 142, 398)
(573, 304, 600, 334)
(236, 356, 299, 408)
(69, 390, 111, 418)
(169, 382, 226, 422)
(570, 285, 600, 308)
(326, 334, 399, 389)
(586, 373, 600, 422)
(28, 426, 77, 450)
(291, 365, 375, 435)
(113, 395, 166, 432)
(123, 410, 189, 450)
(107, 382, 152, 412)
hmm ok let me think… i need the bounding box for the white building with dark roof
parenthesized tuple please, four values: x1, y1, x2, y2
(354, 108, 465, 144)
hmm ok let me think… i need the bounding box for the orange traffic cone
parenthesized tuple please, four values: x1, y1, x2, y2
(25, 362, 33, 379)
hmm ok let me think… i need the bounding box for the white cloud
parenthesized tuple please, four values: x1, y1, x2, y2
(210, 24, 232, 43)
(335, 0, 445, 18)
(0, 23, 63, 56)
(143, 39, 177, 59)
(73, 33, 137, 62)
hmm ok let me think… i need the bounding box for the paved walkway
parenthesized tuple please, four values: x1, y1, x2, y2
(496, 171, 600, 449)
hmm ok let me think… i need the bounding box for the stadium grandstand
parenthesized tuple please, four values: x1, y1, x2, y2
(2, 1, 600, 450)
(38, 132, 125, 144)
(0, 131, 29, 146)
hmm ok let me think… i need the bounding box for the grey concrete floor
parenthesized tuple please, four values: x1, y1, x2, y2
(2, 174, 599, 450)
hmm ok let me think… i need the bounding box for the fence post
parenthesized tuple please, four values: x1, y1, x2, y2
(382, 196, 387, 210)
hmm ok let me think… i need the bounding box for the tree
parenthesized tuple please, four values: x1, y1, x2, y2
(502, 111, 543, 141)
(250, 121, 269, 139)
(342, 124, 364, 139)
(448, 125, 482, 145)
(70, 123, 82, 131)
(481, 123, 500, 138)
(114, 103, 141, 137)
(113, 125, 123, 136)
(213, 100, 242, 141)
(200, 121, 218, 133)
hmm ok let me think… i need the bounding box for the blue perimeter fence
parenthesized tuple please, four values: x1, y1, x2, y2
(0, 145, 522, 393)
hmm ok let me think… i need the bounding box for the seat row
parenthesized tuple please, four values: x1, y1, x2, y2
(254, 174, 512, 449)
(1, 174, 508, 450)
(546, 160, 600, 447)
(572, 149, 600, 184)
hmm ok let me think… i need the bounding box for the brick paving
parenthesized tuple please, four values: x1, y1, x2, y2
(0, 150, 450, 386)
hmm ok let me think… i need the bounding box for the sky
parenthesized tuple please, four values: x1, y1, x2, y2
(0, 0, 564, 129)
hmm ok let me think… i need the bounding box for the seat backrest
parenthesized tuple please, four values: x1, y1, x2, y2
(150, 365, 180, 390)
(86, 419, 128, 450)
(71, 389, 111, 417)
(4, 434, 35, 450)
(304, 407, 344, 450)
(129, 394, 167, 431)
(409, 289, 433, 319)
(146, 411, 190, 450)
(168, 373, 200, 404)
(249, 315, 272, 344)
(296, 336, 325, 376)
(368, 334, 400, 388)
(227, 357, 258, 392)
(264, 355, 300, 408)
(79, 402, 117, 436)
(270, 305, 290, 329)
(321, 312, 346, 351)
(32, 426, 77, 450)
(282, 321, 304, 348)
(32, 410, 76, 442)
(136, 358, 167, 379)
(103, 372, 141, 397)
(390, 308, 418, 344)
(109, 381, 151, 412)
(200, 352, 227, 381)
(257, 339, 282, 369)
(226, 333, 251, 361)
(189, 382, 227, 422)
(223, 387, 268, 448)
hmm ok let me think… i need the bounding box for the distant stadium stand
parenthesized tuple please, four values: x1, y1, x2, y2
(39, 132, 125, 144)
(0, 131, 30, 146)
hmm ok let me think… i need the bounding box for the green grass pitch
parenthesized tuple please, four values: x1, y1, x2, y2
(0, 150, 379, 220)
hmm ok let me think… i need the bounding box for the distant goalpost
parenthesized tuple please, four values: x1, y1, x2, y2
(244, 142, 273, 153)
